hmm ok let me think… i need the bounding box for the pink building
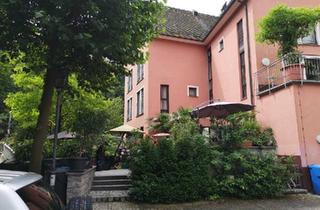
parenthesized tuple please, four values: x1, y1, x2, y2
(124, 0, 320, 188)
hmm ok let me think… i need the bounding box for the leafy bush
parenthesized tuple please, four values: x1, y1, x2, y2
(211, 150, 294, 198)
(211, 112, 275, 148)
(129, 113, 215, 203)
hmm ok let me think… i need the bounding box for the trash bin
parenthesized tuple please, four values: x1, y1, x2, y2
(309, 164, 320, 194)
(51, 166, 70, 205)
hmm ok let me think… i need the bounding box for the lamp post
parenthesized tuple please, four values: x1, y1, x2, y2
(50, 71, 68, 188)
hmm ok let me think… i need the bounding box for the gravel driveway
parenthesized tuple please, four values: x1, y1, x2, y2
(93, 194, 320, 210)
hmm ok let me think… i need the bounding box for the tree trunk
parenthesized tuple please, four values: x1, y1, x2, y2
(29, 68, 56, 173)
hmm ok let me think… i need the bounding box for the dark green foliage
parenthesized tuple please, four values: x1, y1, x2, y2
(257, 5, 320, 55)
(0, 0, 164, 172)
(129, 113, 215, 203)
(130, 110, 294, 203)
(212, 150, 294, 198)
(211, 112, 275, 148)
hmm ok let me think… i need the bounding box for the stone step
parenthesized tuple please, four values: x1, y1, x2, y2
(91, 184, 132, 191)
(92, 179, 131, 186)
(93, 175, 129, 181)
(89, 190, 130, 203)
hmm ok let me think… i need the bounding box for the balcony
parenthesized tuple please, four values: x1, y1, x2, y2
(255, 54, 320, 95)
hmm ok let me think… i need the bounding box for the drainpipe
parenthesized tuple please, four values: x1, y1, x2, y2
(238, 0, 254, 105)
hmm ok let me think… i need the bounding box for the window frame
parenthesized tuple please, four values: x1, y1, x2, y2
(187, 85, 199, 97)
(127, 97, 132, 122)
(137, 64, 144, 84)
(127, 71, 133, 93)
(160, 85, 169, 113)
(136, 88, 144, 117)
(237, 19, 247, 100)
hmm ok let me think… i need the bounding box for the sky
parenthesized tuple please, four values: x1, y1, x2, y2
(166, 0, 231, 16)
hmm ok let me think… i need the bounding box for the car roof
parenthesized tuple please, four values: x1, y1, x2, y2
(0, 170, 42, 191)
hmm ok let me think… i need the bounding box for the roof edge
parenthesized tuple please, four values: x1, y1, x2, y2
(159, 35, 205, 45)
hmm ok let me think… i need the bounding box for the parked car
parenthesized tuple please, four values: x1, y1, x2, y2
(0, 169, 64, 210)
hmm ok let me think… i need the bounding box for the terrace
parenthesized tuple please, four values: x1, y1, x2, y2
(255, 54, 320, 95)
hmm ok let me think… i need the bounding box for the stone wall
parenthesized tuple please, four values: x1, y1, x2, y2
(66, 167, 95, 203)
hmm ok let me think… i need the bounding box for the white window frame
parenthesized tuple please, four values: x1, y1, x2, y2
(127, 71, 133, 92)
(136, 88, 144, 116)
(137, 64, 144, 83)
(187, 85, 199, 97)
(127, 97, 132, 121)
(316, 23, 320, 45)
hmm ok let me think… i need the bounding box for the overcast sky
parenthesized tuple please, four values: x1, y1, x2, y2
(166, 0, 231, 16)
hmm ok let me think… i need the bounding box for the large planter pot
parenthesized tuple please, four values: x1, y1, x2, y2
(281, 64, 304, 81)
(68, 157, 90, 172)
(241, 140, 253, 148)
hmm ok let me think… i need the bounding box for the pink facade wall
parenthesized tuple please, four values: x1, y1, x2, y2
(124, 62, 149, 131)
(294, 84, 320, 166)
(207, 0, 320, 166)
(148, 39, 209, 120)
(209, 7, 251, 104)
(124, 38, 209, 131)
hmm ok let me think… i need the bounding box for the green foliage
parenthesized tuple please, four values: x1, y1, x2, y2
(211, 112, 275, 148)
(257, 5, 320, 55)
(0, 0, 165, 90)
(129, 111, 215, 203)
(211, 150, 294, 198)
(0, 0, 165, 171)
(129, 109, 294, 202)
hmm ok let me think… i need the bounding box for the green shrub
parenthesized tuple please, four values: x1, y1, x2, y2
(129, 115, 215, 203)
(211, 150, 294, 198)
(211, 112, 275, 148)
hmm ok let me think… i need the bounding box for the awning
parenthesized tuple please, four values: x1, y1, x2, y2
(110, 125, 143, 133)
(192, 102, 254, 118)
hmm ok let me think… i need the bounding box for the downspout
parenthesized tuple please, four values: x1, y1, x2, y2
(238, 0, 254, 105)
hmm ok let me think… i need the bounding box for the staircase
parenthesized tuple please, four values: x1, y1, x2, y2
(89, 169, 131, 202)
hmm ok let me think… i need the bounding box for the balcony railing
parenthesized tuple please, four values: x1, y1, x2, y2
(255, 54, 320, 95)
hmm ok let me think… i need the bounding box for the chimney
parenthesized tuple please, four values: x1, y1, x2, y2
(192, 10, 199, 16)
(221, 2, 228, 13)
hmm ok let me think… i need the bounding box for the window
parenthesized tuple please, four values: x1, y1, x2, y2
(127, 98, 132, 121)
(137, 64, 144, 83)
(239, 52, 247, 99)
(298, 30, 317, 45)
(237, 20, 247, 99)
(207, 48, 213, 101)
(188, 86, 199, 97)
(219, 39, 224, 52)
(237, 19, 244, 52)
(160, 85, 169, 113)
(298, 23, 320, 45)
(127, 72, 132, 92)
(137, 88, 144, 116)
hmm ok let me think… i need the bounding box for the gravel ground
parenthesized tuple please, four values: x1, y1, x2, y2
(93, 194, 320, 210)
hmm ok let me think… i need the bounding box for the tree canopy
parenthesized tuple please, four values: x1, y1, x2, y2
(257, 5, 320, 55)
(0, 0, 165, 172)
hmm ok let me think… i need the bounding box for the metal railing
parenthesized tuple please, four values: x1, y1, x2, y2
(255, 54, 320, 95)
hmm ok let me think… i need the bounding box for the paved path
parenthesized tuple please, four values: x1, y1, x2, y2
(93, 194, 320, 210)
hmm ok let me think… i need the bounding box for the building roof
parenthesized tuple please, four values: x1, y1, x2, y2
(162, 7, 218, 42)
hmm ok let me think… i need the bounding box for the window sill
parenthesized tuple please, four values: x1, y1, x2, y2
(136, 78, 144, 85)
(136, 113, 144, 118)
(298, 43, 320, 47)
(127, 118, 132, 122)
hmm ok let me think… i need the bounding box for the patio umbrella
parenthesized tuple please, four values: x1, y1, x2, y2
(152, 133, 170, 138)
(110, 125, 143, 133)
(47, 131, 77, 140)
(192, 102, 254, 118)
